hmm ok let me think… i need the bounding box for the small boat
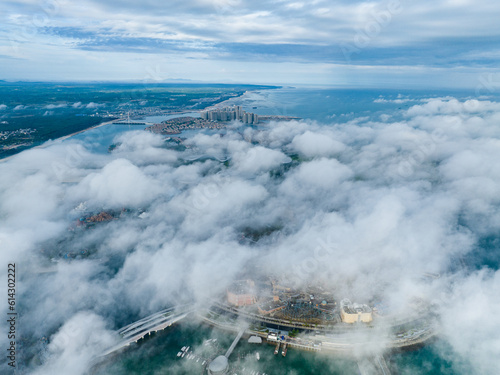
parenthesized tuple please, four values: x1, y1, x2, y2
(181, 346, 186, 351)
(274, 342, 280, 355)
(181, 352, 186, 358)
(256, 352, 260, 360)
(177, 352, 182, 357)
(282, 343, 287, 357)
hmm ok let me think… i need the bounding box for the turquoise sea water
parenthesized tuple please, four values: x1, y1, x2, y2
(93, 321, 359, 375)
(224, 86, 490, 122)
(92, 321, 473, 375)
(70, 86, 492, 153)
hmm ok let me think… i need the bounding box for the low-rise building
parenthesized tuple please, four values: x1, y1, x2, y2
(257, 300, 286, 315)
(340, 299, 373, 323)
(227, 280, 256, 307)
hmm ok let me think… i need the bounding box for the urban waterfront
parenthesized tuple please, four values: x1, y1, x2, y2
(91, 320, 469, 375)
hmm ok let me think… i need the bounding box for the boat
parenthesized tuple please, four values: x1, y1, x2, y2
(282, 343, 287, 357)
(256, 352, 260, 360)
(177, 352, 182, 357)
(274, 342, 280, 355)
(181, 346, 186, 351)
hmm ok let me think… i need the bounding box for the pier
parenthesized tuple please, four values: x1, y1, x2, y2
(207, 327, 246, 374)
(281, 343, 287, 357)
(225, 327, 246, 358)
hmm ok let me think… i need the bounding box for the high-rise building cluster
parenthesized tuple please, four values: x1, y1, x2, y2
(201, 105, 259, 124)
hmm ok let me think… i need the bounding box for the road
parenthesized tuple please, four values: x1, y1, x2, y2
(101, 305, 194, 357)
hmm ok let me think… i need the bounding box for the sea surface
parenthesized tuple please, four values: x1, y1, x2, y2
(70, 86, 499, 152)
(74, 86, 498, 374)
(92, 320, 474, 375)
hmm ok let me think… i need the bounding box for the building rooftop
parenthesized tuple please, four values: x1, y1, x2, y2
(208, 355, 228, 374)
(341, 299, 371, 314)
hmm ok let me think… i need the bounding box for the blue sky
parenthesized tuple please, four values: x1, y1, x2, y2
(1, 0, 500, 86)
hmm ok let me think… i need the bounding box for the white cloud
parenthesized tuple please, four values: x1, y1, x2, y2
(441, 270, 500, 375)
(278, 157, 353, 201)
(374, 98, 412, 104)
(45, 103, 67, 109)
(2, 97, 500, 373)
(291, 130, 346, 158)
(86, 102, 104, 109)
(231, 145, 291, 174)
(74, 158, 162, 207)
(32, 312, 117, 375)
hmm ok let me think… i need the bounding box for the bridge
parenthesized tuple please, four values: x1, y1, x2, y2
(357, 355, 392, 375)
(101, 305, 194, 357)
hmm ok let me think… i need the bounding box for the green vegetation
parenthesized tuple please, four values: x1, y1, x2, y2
(289, 329, 299, 337)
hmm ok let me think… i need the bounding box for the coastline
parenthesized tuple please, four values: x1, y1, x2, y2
(55, 118, 121, 142)
(203, 86, 281, 111)
(0, 86, 277, 163)
(0, 118, 122, 163)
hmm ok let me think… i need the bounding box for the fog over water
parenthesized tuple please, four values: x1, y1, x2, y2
(1, 93, 500, 374)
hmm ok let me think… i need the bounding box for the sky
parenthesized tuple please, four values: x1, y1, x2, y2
(1, 0, 500, 86)
(2, 93, 500, 374)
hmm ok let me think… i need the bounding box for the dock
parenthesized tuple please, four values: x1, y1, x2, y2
(281, 343, 287, 357)
(225, 327, 246, 358)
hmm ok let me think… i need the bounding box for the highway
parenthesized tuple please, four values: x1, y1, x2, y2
(101, 305, 194, 357)
(357, 355, 392, 375)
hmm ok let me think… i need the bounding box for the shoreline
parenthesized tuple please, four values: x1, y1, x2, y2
(0, 86, 275, 163)
(55, 118, 121, 142)
(0, 118, 122, 163)
(203, 86, 281, 111)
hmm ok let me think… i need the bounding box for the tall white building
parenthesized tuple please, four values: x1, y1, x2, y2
(201, 106, 259, 124)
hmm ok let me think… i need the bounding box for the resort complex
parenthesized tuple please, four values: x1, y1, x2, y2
(103, 275, 437, 375)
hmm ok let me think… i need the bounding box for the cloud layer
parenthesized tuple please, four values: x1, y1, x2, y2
(2, 0, 500, 84)
(1, 97, 500, 373)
